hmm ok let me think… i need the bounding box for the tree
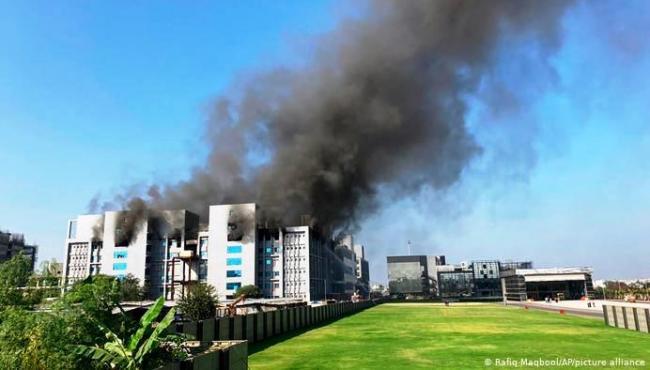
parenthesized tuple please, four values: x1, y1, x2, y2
(176, 283, 218, 321)
(121, 274, 145, 301)
(0, 307, 99, 370)
(0, 254, 33, 309)
(62, 274, 129, 337)
(234, 284, 261, 298)
(73, 297, 183, 370)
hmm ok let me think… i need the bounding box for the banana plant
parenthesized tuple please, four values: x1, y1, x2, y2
(72, 296, 179, 369)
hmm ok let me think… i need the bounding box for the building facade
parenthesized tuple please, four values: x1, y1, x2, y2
(354, 244, 370, 297)
(501, 267, 594, 301)
(387, 255, 432, 295)
(207, 203, 257, 300)
(63, 209, 200, 300)
(63, 203, 367, 303)
(0, 231, 37, 270)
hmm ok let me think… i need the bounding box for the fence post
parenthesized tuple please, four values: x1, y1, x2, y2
(633, 308, 640, 331)
(218, 317, 230, 340)
(246, 314, 255, 342)
(612, 306, 619, 327)
(621, 307, 629, 329)
(602, 305, 609, 326)
(203, 318, 215, 341)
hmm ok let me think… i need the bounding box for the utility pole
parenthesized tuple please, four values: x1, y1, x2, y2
(407, 240, 412, 256)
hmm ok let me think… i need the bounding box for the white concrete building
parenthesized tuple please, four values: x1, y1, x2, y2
(64, 202, 367, 303)
(63, 209, 200, 300)
(207, 203, 257, 300)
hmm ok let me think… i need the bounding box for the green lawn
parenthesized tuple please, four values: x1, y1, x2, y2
(249, 303, 650, 369)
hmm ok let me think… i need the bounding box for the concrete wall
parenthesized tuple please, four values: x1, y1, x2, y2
(154, 340, 247, 370)
(603, 304, 650, 333)
(173, 301, 377, 345)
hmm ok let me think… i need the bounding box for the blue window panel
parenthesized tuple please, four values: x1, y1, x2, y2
(265, 259, 272, 265)
(114, 250, 128, 259)
(227, 245, 242, 254)
(226, 270, 242, 278)
(226, 258, 242, 266)
(226, 282, 241, 291)
(113, 263, 127, 271)
(265, 247, 272, 253)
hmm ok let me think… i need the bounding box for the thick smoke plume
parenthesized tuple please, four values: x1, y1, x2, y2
(115, 198, 148, 246)
(107, 0, 572, 233)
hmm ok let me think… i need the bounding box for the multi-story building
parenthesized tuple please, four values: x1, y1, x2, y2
(0, 230, 38, 270)
(206, 203, 257, 300)
(388, 254, 535, 299)
(335, 236, 357, 297)
(354, 244, 370, 297)
(387, 255, 432, 295)
(387, 254, 446, 296)
(63, 203, 365, 303)
(437, 259, 531, 299)
(63, 209, 200, 300)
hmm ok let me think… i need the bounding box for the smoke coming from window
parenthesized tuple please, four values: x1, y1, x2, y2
(96, 0, 573, 234)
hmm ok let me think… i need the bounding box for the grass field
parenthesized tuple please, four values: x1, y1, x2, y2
(249, 303, 650, 369)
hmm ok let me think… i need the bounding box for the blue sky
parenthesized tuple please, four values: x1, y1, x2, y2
(1, 1, 648, 282)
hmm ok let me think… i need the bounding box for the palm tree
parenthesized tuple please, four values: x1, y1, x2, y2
(73, 297, 179, 369)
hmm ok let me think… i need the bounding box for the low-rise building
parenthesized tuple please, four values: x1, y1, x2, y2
(501, 267, 594, 301)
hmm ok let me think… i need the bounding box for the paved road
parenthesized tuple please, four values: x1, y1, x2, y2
(505, 300, 603, 319)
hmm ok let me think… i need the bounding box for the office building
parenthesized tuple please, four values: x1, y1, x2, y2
(354, 244, 370, 297)
(63, 209, 200, 300)
(63, 203, 367, 303)
(336, 235, 358, 297)
(387, 255, 432, 295)
(501, 267, 594, 301)
(0, 230, 38, 270)
(206, 203, 257, 300)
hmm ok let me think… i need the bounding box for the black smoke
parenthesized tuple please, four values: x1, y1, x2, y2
(114, 198, 148, 246)
(102, 0, 573, 234)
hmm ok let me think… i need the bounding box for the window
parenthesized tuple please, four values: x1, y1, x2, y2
(113, 263, 127, 271)
(227, 245, 242, 254)
(199, 262, 208, 280)
(226, 282, 241, 290)
(265, 247, 272, 253)
(265, 259, 272, 265)
(226, 270, 242, 278)
(199, 237, 208, 258)
(273, 283, 279, 288)
(226, 258, 242, 266)
(114, 250, 128, 259)
(274, 271, 280, 277)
